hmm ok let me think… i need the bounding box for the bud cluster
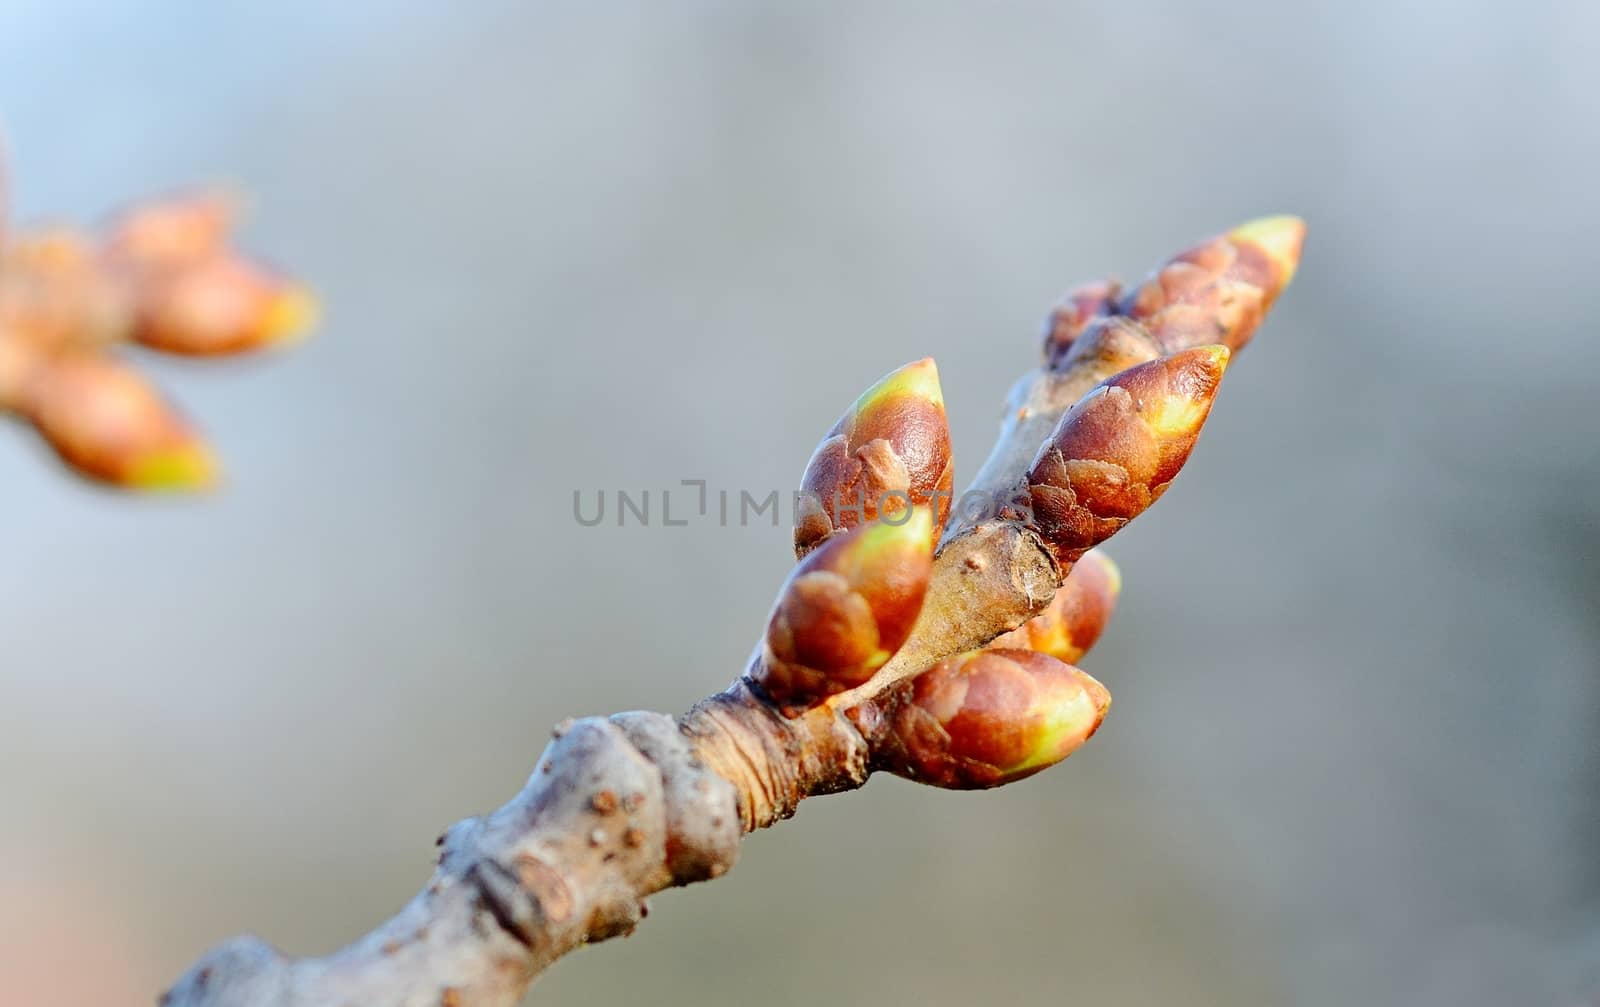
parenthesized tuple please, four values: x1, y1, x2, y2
(803, 217, 1304, 791)
(1043, 215, 1304, 372)
(1036, 215, 1304, 409)
(0, 174, 314, 490)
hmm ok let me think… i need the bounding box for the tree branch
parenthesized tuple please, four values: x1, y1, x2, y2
(161, 216, 1305, 1007)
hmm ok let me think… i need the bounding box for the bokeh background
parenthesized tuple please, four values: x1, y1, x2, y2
(2, 3, 1597, 1005)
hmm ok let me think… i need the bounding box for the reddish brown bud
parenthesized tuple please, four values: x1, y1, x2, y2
(1025, 345, 1228, 563)
(102, 192, 234, 269)
(1119, 215, 1305, 354)
(755, 508, 934, 715)
(1041, 280, 1121, 368)
(987, 549, 1120, 663)
(1044, 313, 1164, 402)
(2, 196, 316, 359)
(97, 192, 316, 356)
(871, 648, 1110, 789)
(125, 254, 316, 356)
(794, 358, 952, 558)
(11, 349, 217, 490)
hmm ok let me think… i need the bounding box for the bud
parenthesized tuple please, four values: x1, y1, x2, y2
(12, 350, 218, 491)
(755, 508, 934, 715)
(127, 255, 317, 356)
(794, 358, 952, 558)
(1119, 215, 1305, 354)
(987, 549, 1120, 663)
(1041, 280, 1121, 368)
(1044, 313, 1163, 401)
(871, 648, 1110, 789)
(1025, 345, 1228, 563)
(102, 192, 234, 269)
(99, 192, 316, 356)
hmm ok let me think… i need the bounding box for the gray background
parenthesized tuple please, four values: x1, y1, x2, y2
(1, 3, 1596, 1005)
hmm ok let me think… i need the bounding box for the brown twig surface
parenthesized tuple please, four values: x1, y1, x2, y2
(160, 216, 1304, 1007)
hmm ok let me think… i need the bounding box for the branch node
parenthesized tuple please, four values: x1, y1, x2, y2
(611, 710, 742, 883)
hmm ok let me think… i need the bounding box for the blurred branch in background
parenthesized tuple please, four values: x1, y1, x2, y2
(0, 142, 315, 491)
(161, 217, 1304, 1007)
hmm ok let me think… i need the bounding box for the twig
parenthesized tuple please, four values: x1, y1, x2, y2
(161, 216, 1304, 1007)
